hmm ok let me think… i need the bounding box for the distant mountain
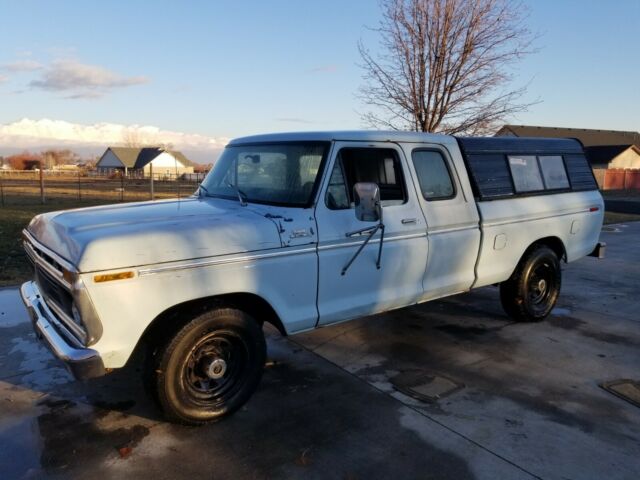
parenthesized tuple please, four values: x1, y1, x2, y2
(0, 118, 229, 164)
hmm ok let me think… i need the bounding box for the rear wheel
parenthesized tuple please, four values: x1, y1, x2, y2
(154, 307, 266, 425)
(500, 245, 561, 322)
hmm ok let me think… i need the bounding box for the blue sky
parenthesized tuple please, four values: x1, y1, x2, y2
(1, 0, 638, 140)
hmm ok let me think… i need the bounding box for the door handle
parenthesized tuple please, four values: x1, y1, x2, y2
(401, 218, 417, 225)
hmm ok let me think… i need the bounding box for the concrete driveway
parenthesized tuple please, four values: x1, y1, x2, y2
(1, 222, 639, 480)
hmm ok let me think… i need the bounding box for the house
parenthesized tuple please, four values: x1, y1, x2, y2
(495, 125, 640, 170)
(96, 147, 195, 177)
(583, 145, 640, 169)
(52, 164, 81, 172)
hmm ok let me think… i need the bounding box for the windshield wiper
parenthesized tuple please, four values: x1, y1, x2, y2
(198, 184, 210, 197)
(227, 182, 248, 207)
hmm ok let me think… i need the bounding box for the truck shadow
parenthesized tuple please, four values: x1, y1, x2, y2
(1, 326, 478, 479)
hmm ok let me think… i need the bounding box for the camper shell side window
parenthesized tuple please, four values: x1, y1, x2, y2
(455, 137, 598, 200)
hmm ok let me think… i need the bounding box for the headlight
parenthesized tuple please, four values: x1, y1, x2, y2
(71, 302, 83, 327)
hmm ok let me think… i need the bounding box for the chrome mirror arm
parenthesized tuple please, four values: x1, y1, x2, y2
(341, 221, 385, 276)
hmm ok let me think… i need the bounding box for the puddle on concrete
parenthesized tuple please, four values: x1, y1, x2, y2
(7, 335, 72, 388)
(0, 416, 42, 479)
(0, 289, 28, 328)
(32, 397, 149, 475)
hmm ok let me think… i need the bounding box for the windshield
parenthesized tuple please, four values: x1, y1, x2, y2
(200, 142, 329, 207)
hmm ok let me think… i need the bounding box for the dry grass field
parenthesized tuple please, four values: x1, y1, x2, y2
(1, 176, 638, 286)
(0, 172, 201, 286)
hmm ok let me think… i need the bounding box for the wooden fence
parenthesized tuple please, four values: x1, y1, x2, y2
(0, 169, 206, 206)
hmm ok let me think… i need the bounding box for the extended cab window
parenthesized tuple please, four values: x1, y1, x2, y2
(538, 155, 570, 189)
(412, 150, 455, 200)
(508, 155, 544, 193)
(326, 148, 407, 210)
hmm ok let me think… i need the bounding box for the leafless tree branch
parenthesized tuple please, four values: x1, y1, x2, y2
(358, 0, 538, 135)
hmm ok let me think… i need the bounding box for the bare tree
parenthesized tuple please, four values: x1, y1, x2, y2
(41, 149, 79, 168)
(122, 128, 143, 148)
(358, 0, 536, 135)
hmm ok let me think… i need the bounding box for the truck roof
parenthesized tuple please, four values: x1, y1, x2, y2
(229, 131, 586, 154)
(228, 130, 453, 145)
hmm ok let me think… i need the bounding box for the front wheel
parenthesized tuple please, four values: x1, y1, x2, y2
(500, 245, 561, 322)
(154, 307, 266, 425)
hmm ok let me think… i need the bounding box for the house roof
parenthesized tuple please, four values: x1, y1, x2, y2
(100, 147, 195, 169)
(133, 148, 162, 169)
(107, 147, 142, 168)
(584, 145, 640, 166)
(166, 150, 195, 167)
(495, 125, 640, 148)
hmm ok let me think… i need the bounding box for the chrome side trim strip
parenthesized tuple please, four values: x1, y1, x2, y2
(138, 246, 318, 276)
(317, 231, 427, 252)
(481, 207, 594, 228)
(427, 224, 479, 235)
(139, 231, 428, 277)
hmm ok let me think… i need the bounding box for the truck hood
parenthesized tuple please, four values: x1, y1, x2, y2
(27, 197, 283, 272)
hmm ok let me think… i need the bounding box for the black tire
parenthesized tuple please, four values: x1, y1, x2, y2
(500, 245, 561, 322)
(154, 307, 266, 425)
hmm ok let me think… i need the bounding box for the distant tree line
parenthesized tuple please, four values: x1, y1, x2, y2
(1, 149, 96, 170)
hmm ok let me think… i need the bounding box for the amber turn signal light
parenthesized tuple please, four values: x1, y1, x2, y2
(94, 271, 135, 283)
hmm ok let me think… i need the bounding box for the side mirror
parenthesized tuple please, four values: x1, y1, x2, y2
(353, 182, 381, 222)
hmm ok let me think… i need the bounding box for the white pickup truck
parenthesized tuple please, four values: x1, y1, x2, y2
(20, 131, 605, 424)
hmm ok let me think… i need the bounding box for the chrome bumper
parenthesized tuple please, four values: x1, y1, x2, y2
(20, 281, 106, 380)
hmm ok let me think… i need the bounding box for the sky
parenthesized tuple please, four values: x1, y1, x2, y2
(0, 0, 638, 161)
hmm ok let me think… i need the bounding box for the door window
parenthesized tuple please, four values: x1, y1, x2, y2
(325, 148, 407, 209)
(412, 150, 456, 200)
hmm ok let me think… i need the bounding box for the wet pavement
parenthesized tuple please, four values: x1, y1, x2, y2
(1, 222, 639, 479)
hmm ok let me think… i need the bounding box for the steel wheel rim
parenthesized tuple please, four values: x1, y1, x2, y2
(181, 330, 249, 406)
(528, 262, 554, 306)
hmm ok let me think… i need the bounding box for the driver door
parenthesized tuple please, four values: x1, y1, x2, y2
(314, 142, 429, 325)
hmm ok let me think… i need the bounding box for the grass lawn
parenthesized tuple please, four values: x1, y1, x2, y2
(0, 200, 108, 287)
(1, 197, 639, 288)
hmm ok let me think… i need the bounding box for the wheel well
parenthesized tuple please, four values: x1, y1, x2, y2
(527, 236, 566, 262)
(140, 293, 287, 350)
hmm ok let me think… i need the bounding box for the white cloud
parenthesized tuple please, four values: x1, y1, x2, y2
(0, 74, 8, 84)
(29, 60, 148, 98)
(0, 118, 229, 163)
(1, 60, 43, 72)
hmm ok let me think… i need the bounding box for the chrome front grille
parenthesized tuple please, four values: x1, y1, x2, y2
(23, 234, 87, 345)
(35, 265, 72, 314)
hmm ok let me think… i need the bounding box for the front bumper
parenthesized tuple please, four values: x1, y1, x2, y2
(20, 281, 106, 380)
